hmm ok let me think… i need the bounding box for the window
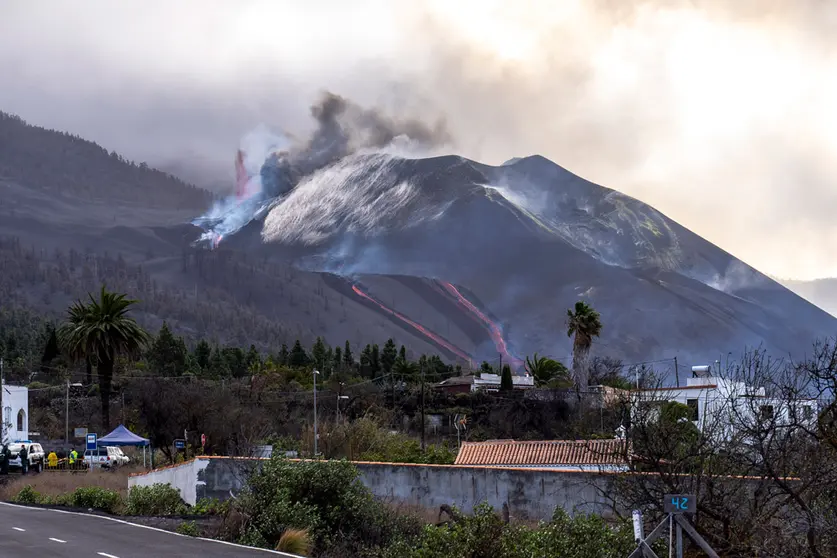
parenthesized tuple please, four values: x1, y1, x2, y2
(686, 399, 699, 421)
(759, 405, 775, 421)
(16, 409, 25, 432)
(803, 406, 814, 421)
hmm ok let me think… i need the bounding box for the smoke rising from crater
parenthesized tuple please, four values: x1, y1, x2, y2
(2, 0, 837, 279)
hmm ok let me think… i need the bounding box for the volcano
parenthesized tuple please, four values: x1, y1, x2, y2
(198, 150, 837, 375)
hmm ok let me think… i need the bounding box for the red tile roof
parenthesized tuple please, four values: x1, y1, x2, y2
(455, 439, 627, 467)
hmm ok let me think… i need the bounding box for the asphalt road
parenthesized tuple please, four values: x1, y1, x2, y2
(0, 502, 299, 557)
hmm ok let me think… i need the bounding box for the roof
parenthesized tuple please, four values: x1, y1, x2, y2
(97, 424, 150, 447)
(436, 375, 476, 387)
(455, 438, 627, 467)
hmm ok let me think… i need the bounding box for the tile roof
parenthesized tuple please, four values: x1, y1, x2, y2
(455, 439, 627, 466)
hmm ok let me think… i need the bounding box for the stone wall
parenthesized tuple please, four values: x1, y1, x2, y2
(129, 457, 617, 520)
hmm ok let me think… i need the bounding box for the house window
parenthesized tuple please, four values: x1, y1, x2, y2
(686, 399, 699, 421)
(803, 406, 814, 421)
(759, 405, 774, 421)
(16, 409, 25, 432)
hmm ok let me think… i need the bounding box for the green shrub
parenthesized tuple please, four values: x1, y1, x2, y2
(176, 520, 199, 537)
(13, 485, 43, 504)
(193, 497, 229, 516)
(69, 486, 123, 514)
(234, 457, 401, 555)
(380, 504, 638, 558)
(125, 483, 187, 516)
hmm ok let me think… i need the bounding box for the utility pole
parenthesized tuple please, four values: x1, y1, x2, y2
(674, 357, 680, 388)
(65, 380, 70, 445)
(420, 361, 426, 452)
(1, 358, 5, 445)
(313, 369, 319, 457)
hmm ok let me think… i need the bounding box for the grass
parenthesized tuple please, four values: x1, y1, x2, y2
(0, 467, 136, 502)
(276, 528, 312, 556)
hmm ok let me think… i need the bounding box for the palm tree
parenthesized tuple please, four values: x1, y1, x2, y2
(60, 300, 96, 384)
(566, 301, 603, 396)
(58, 286, 149, 429)
(524, 353, 570, 387)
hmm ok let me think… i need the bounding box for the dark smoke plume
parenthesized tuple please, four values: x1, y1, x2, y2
(296, 91, 452, 175)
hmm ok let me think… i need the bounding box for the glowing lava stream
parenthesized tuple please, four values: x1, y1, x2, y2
(437, 281, 524, 371)
(351, 284, 474, 367)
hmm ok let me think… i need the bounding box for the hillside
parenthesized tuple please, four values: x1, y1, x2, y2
(3, 110, 835, 376)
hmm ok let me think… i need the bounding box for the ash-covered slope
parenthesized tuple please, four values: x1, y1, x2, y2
(232, 150, 837, 370)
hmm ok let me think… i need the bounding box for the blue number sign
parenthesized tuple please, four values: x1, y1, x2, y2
(86, 433, 97, 451)
(663, 493, 696, 514)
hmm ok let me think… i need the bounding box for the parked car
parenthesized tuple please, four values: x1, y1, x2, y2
(106, 446, 130, 466)
(8, 441, 45, 473)
(84, 447, 114, 468)
(83, 446, 128, 468)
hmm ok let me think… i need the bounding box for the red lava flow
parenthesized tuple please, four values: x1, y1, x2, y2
(351, 284, 474, 367)
(438, 281, 524, 371)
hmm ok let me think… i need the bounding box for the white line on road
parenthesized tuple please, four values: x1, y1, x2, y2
(49, 537, 67, 543)
(98, 553, 120, 558)
(12, 527, 25, 532)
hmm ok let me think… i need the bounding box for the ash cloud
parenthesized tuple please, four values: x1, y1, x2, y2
(1, 0, 837, 279)
(192, 90, 451, 244)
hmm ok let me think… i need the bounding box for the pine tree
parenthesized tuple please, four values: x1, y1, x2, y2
(333, 347, 342, 374)
(370, 343, 381, 378)
(193, 339, 211, 371)
(208, 346, 231, 378)
(381, 338, 397, 374)
(311, 337, 328, 370)
(245, 344, 261, 374)
(41, 325, 60, 366)
(289, 340, 309, 367)
(148, 322, 188, 376)
(398, 345, 407, 362)
(500, 364, 513, 391)
(277, 343, 289, 366)
(343, 340, 354, 371)
(360, 344, 371, 378)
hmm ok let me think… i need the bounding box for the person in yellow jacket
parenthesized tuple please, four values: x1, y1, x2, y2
(68, 448, 78, 467)
(47, 451, 58, 468)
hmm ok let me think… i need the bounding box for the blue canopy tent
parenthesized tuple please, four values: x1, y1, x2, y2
(97, 424, 151, 467)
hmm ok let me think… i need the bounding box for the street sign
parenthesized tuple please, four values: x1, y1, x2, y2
(86, 433, 97, 450)
(201, 433, 206, 448)
(174, 439, 186, 450)
(664, 494, 696, 514)
(74, 427, 88, 439)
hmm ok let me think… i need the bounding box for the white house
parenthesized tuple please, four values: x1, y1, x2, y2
(435, 373, 535, 394)
(631, 366, 818, 442)
(1, 381, 29, 444)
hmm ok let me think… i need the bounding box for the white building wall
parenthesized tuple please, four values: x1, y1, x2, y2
(632, 376, 817, 442)
(1, 384, 29, 444)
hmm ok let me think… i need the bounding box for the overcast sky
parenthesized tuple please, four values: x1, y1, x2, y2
(1, 0, 836, 280)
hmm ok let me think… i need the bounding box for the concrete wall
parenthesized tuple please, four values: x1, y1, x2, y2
(128, 457, 616, 520)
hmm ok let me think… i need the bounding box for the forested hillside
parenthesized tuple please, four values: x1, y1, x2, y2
(0, 111, 212, 210)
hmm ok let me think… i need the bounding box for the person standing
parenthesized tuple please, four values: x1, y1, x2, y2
(19, 444, 28, 475)
(0, 444, 8, 475)
(69, 447, 78, 469)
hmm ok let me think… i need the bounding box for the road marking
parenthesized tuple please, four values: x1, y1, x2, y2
(49, 537, 67, 543)
(98, 553, 120, 558)
(0, 502, 302, 556)
(12, 527, 25, 531)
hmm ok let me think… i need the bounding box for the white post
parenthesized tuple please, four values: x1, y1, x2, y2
(65, 380, 70, 445)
